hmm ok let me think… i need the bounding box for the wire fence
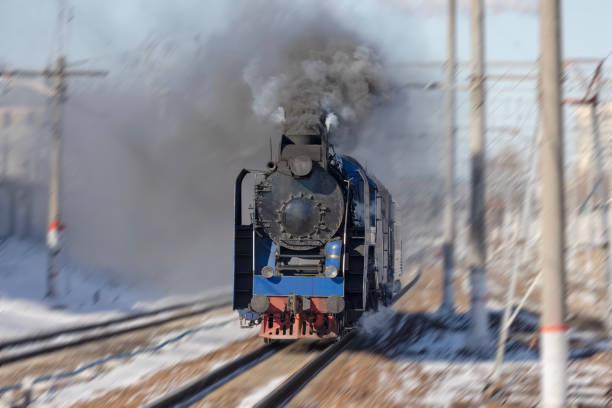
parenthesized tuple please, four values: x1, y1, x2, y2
(393, 60, 611, 325)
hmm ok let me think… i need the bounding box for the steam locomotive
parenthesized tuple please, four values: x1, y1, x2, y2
(233, 115, 401, 340)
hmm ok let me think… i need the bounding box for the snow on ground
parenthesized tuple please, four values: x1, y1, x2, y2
(0, 238, 230, 340)
(414, 359, 611, 407)
(0, 309, 204, 362)
(236, 376, 285, 408)
(30, 312, 252, 407)
(353, 303, 611, 407)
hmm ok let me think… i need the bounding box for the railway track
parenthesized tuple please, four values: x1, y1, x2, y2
(252, 330, 357, 408)
(143, 333, 356, 408)
(0, 296, 231, 367)
(148, 270, 422, 407)
(144, 337, 350, 408)
(144, 343, 285, 408)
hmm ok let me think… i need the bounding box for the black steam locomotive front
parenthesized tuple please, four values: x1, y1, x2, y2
(233, 115, 399, 340)
(256, 151, 344, 252)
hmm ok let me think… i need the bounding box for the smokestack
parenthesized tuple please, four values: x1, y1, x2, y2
(279, 102, 328, 170)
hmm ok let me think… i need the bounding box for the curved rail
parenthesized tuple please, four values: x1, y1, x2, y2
(0, 298, 231, 367)
(0, 295, 231, 351)
(253, 271, 422, 407)
(143, 343, 285, 408)
(254, 331, 356, 408)
(141, 271, 423, 407)
(394, 266, 423, 301)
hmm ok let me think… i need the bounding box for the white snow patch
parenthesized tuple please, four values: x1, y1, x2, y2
(422, 363, 488, 403)
(359, 307, 407, 345)
(389, 368, 420, 404)
(0, 238, 230, 340)
(0, 239, 157, 339)
(236, 376, 285, 408)
(132, 286, 232, 311)
(404, 329, 468, 359)
(34, 312, 254, 407)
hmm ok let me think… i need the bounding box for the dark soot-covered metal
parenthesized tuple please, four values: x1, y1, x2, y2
(256, 165, 344, 251)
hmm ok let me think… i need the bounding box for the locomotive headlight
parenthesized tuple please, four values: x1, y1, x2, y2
(262, 265, 275, 278)
(324, 265, 338, 278)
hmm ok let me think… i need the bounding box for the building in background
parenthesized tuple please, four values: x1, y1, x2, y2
(572, 101, 612, 247)
(574, 101, 612, 204)
(0, 86, 50, 240)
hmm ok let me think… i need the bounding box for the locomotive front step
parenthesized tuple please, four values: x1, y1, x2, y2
(256, 295, 344, 339)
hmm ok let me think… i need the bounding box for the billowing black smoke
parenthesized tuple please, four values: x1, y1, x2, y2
(243, 37, 389, 147)
(60, 1, 397, 292)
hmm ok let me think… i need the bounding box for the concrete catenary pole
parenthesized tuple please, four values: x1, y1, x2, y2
(539, 0, 568, 406)
(490, 119, 540, 386)
(467, 0, 489, 351)
(45, 56, 66, 299)
(0, 61, 105, 299)
(441, 0, 457, 314)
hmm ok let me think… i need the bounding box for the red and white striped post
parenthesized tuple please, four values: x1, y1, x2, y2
(539, 0, 568, 406)
(45, 57, 66, 299)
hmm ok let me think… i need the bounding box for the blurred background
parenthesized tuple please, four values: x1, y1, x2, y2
(0, 1, 611, 406)
(0, 0, 609, 295)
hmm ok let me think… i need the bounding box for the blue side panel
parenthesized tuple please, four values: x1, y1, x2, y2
(254, 237, 276, 275)
(338, 155, 377, 190)
(253, 276, 344, 296)
(337, 155, 378, 227)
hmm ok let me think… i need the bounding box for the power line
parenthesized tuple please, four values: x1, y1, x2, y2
(0, 62, 106, 299)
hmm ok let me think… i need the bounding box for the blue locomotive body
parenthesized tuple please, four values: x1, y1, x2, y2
(233, 134, 400, 339)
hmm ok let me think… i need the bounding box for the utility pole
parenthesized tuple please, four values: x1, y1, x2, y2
(441, 0, 457, 315)
(467, 0, 489, 352)
(0, 60, 106, 299)
(47, 56, 66, 299)
(539, 0, 568, 406)
(489, 118, 540, 388)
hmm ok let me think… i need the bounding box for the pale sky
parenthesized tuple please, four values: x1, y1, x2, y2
(0, 0, 609, 283)
(1, 1, 611, 69)
(1, 0, 608, 172)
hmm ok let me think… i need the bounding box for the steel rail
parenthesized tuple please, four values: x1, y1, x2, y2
(143, 343, 285, 408)
(253, 272, 422, 407)
(0, 295, 230, 352)
(253, 331, 357, 408)
(0, 299, 231, 367)
(143, 272, 423, 407)
(394, 267, 423, 301)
